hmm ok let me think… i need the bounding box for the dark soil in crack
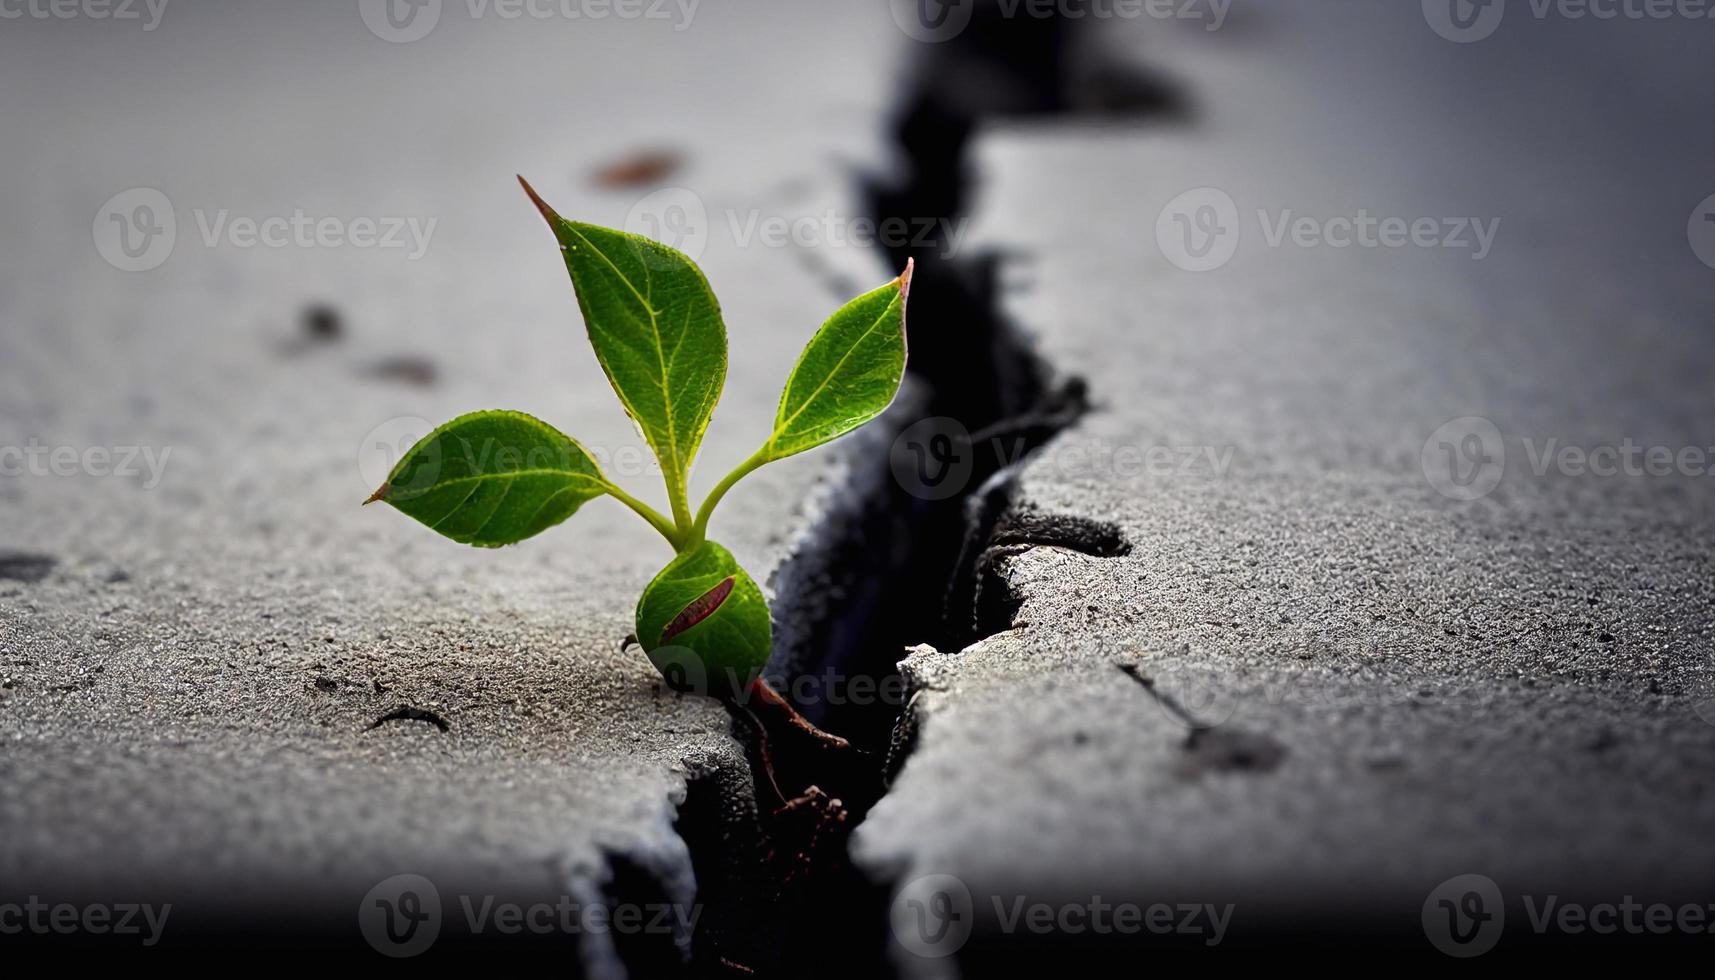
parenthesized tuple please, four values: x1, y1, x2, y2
(676, 9, 1187, 978)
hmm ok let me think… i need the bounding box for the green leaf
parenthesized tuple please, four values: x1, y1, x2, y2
(635, 540, 771, 694)
(520, 177, 726, 526)
(366, 410, 609, 548)
(686, 265, 914, 542)
(763, 262, 911, 461)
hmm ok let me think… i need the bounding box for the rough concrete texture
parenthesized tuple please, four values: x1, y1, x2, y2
(0, 0, 903, 967)
(856, 0, 1715, 968)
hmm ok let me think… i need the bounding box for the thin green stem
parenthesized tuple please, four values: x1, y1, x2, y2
(664, 465, 695, 542)
(603, 482, 683, 547)
(688, 447, 770, 548)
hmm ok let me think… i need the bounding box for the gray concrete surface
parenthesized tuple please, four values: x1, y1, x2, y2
(856, 0, 1715, 968)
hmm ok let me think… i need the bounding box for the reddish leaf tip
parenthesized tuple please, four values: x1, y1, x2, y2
(363, 482, 390, 506)
(897, 257, 914, 303)
(517, 174, 558, 224)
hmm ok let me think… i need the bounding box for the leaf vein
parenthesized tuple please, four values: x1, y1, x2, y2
(426, 480, 485, 531)
(402, 468, 602, 493)
(772, 295, 900, 446)
(520, 482, 584, 531)
(564, 224, 680, 476)
(469, 474, 521, 540)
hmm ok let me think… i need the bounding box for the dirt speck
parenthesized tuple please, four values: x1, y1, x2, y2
(592, 149, 683, 188)
(1178, 728, 1287, 777)
(362, 356, 438, 387)
(0, 552, 56, 583)
(1587, 728, 1620, 753)
(301, 303, 343, 341)
(369, 705, 451, 733)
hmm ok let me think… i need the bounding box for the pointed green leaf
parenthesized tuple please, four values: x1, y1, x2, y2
(520, 178, 726, 520)
(635, 540, 771, 695)
(367, 410, 609, 548)
(763, 262, 911, 461)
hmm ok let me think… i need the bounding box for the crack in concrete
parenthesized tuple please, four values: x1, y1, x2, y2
(951, 482, 1133, 646)
(1118, 662, 1288, 777)
(657, 9, 1192, 975)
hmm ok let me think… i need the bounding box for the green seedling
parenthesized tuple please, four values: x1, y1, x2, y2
(366, 177, 910, 740)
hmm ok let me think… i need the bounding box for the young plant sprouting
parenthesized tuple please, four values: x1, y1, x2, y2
(366, 177, 910, 706)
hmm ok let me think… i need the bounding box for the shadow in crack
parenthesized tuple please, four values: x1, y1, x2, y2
(691, 7, 1194, 977)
